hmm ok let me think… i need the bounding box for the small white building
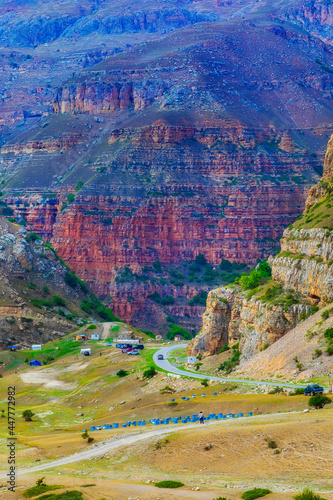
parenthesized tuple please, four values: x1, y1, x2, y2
(90, 334, 100, 340)
(188, 356, 197, 364)
(31, 344, 42, 351)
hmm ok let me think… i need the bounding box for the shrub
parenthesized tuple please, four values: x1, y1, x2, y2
(201, 379, 208, 387)
(267, 439, 278, 449)
(309, 394, 332, 409)
(324, 327, 333, 340)
(53, 295, 66, 307)
(326, 346, 333, 355)
(321, 310, 330, 320)
(22, 409, 34, 421)
(155, 480, 184, 488)
(216, 344, 230, 354)
(67, 193, 75, 203)
(241, 488, 272, 500)
(36, 491, 83, 500)
(86, 324, 97, 330)
(293, 488, 327, 500)
(153, 260, 162, 272)
(290, 388, 304, 396)
(237, 261, 271, 290)
(87, 436, 94, 443)
(312, 349, 322, 359)
(219, 344, 241, 373)
(23, 482, 62, 498)
(195, 253, 207, 265)
(116, 369, 128, 378)
(160, 385, 175, 394)
(143, 367, 157, 379)
(26, 232, 40, 242)
(189, 291, 208, 306)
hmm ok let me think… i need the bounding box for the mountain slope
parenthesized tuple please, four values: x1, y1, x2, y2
(0, 216, 119, 349)
(0, 0, 333, 332)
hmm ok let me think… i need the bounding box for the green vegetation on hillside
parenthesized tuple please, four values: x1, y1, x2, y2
(235, 261, 271, 290)
(291, 178, 333, 230)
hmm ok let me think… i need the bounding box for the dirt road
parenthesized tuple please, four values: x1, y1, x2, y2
(0, 411, 301, 478)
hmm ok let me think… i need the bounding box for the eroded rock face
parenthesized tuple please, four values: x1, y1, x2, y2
(54, 81, 168, 114)
(188, 286, 310, 358)
(189, 287, 235, 356)
(270, 229, 333, 303)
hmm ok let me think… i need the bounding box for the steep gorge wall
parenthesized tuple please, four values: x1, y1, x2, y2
(190, 133, 333, 360)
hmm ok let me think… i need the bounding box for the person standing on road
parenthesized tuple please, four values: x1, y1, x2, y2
(198, 411, 204, 424)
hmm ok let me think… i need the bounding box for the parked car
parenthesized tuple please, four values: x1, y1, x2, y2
(122, 348, 132, 353)
(304, 384, 324, 396)
(135, 344, 144, 350)
(128, 350, 139, 355)
(106, 342, 112, 346)
(157, 354, 164, 360)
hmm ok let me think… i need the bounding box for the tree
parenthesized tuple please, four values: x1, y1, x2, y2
(309, 394, 332, 409)
(36, 477, 45, 487)
(22, 409, 35, 421)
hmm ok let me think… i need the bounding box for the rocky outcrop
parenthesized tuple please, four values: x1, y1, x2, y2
(284, 0, 333, 42)
(188, 287, 234, 356)
(1, 135, 82, 155)
(270, 229, 333, 303)
(0, 9, 211, 48)
(54, 81, 168, 114)
(189, 285, 310, 358)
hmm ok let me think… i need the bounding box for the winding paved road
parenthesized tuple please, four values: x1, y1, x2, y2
(153, 344, 329, 389)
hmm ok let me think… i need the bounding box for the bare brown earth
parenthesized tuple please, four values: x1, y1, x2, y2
(236, 304, 333, 382)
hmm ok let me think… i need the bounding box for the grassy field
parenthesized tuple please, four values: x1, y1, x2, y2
(0, 328, 332, 499)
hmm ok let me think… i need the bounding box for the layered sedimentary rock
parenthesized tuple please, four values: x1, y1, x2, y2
(190, 133, 333, 359)
(1, 0, 333, 332)
(54, 81, 168, 114)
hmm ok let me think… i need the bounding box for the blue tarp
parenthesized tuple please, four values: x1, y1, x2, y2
(30, 360, 41, 366)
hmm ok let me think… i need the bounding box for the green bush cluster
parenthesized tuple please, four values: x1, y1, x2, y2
(166, 325, 192, 341)
(148, 292, 175, 305)
(143, 367, 157, 379)
(241, 488, 272, 500)
(219, 343, 241, 373)
(236, 261, 272, 290)
(293, 487, 327, 500)
(80, 297, 119, 321)
(309, 394, 332, 409)
(64, 271, 89, 294)
(155, 480, 184, 488)
(189, 290, 207, 306)
(216, 344, 230, 354)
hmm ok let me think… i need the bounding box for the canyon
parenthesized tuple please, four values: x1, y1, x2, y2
(0, 0, 333, 333)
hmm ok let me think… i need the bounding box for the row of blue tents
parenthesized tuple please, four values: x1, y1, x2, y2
(88, 411, 253, 432)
